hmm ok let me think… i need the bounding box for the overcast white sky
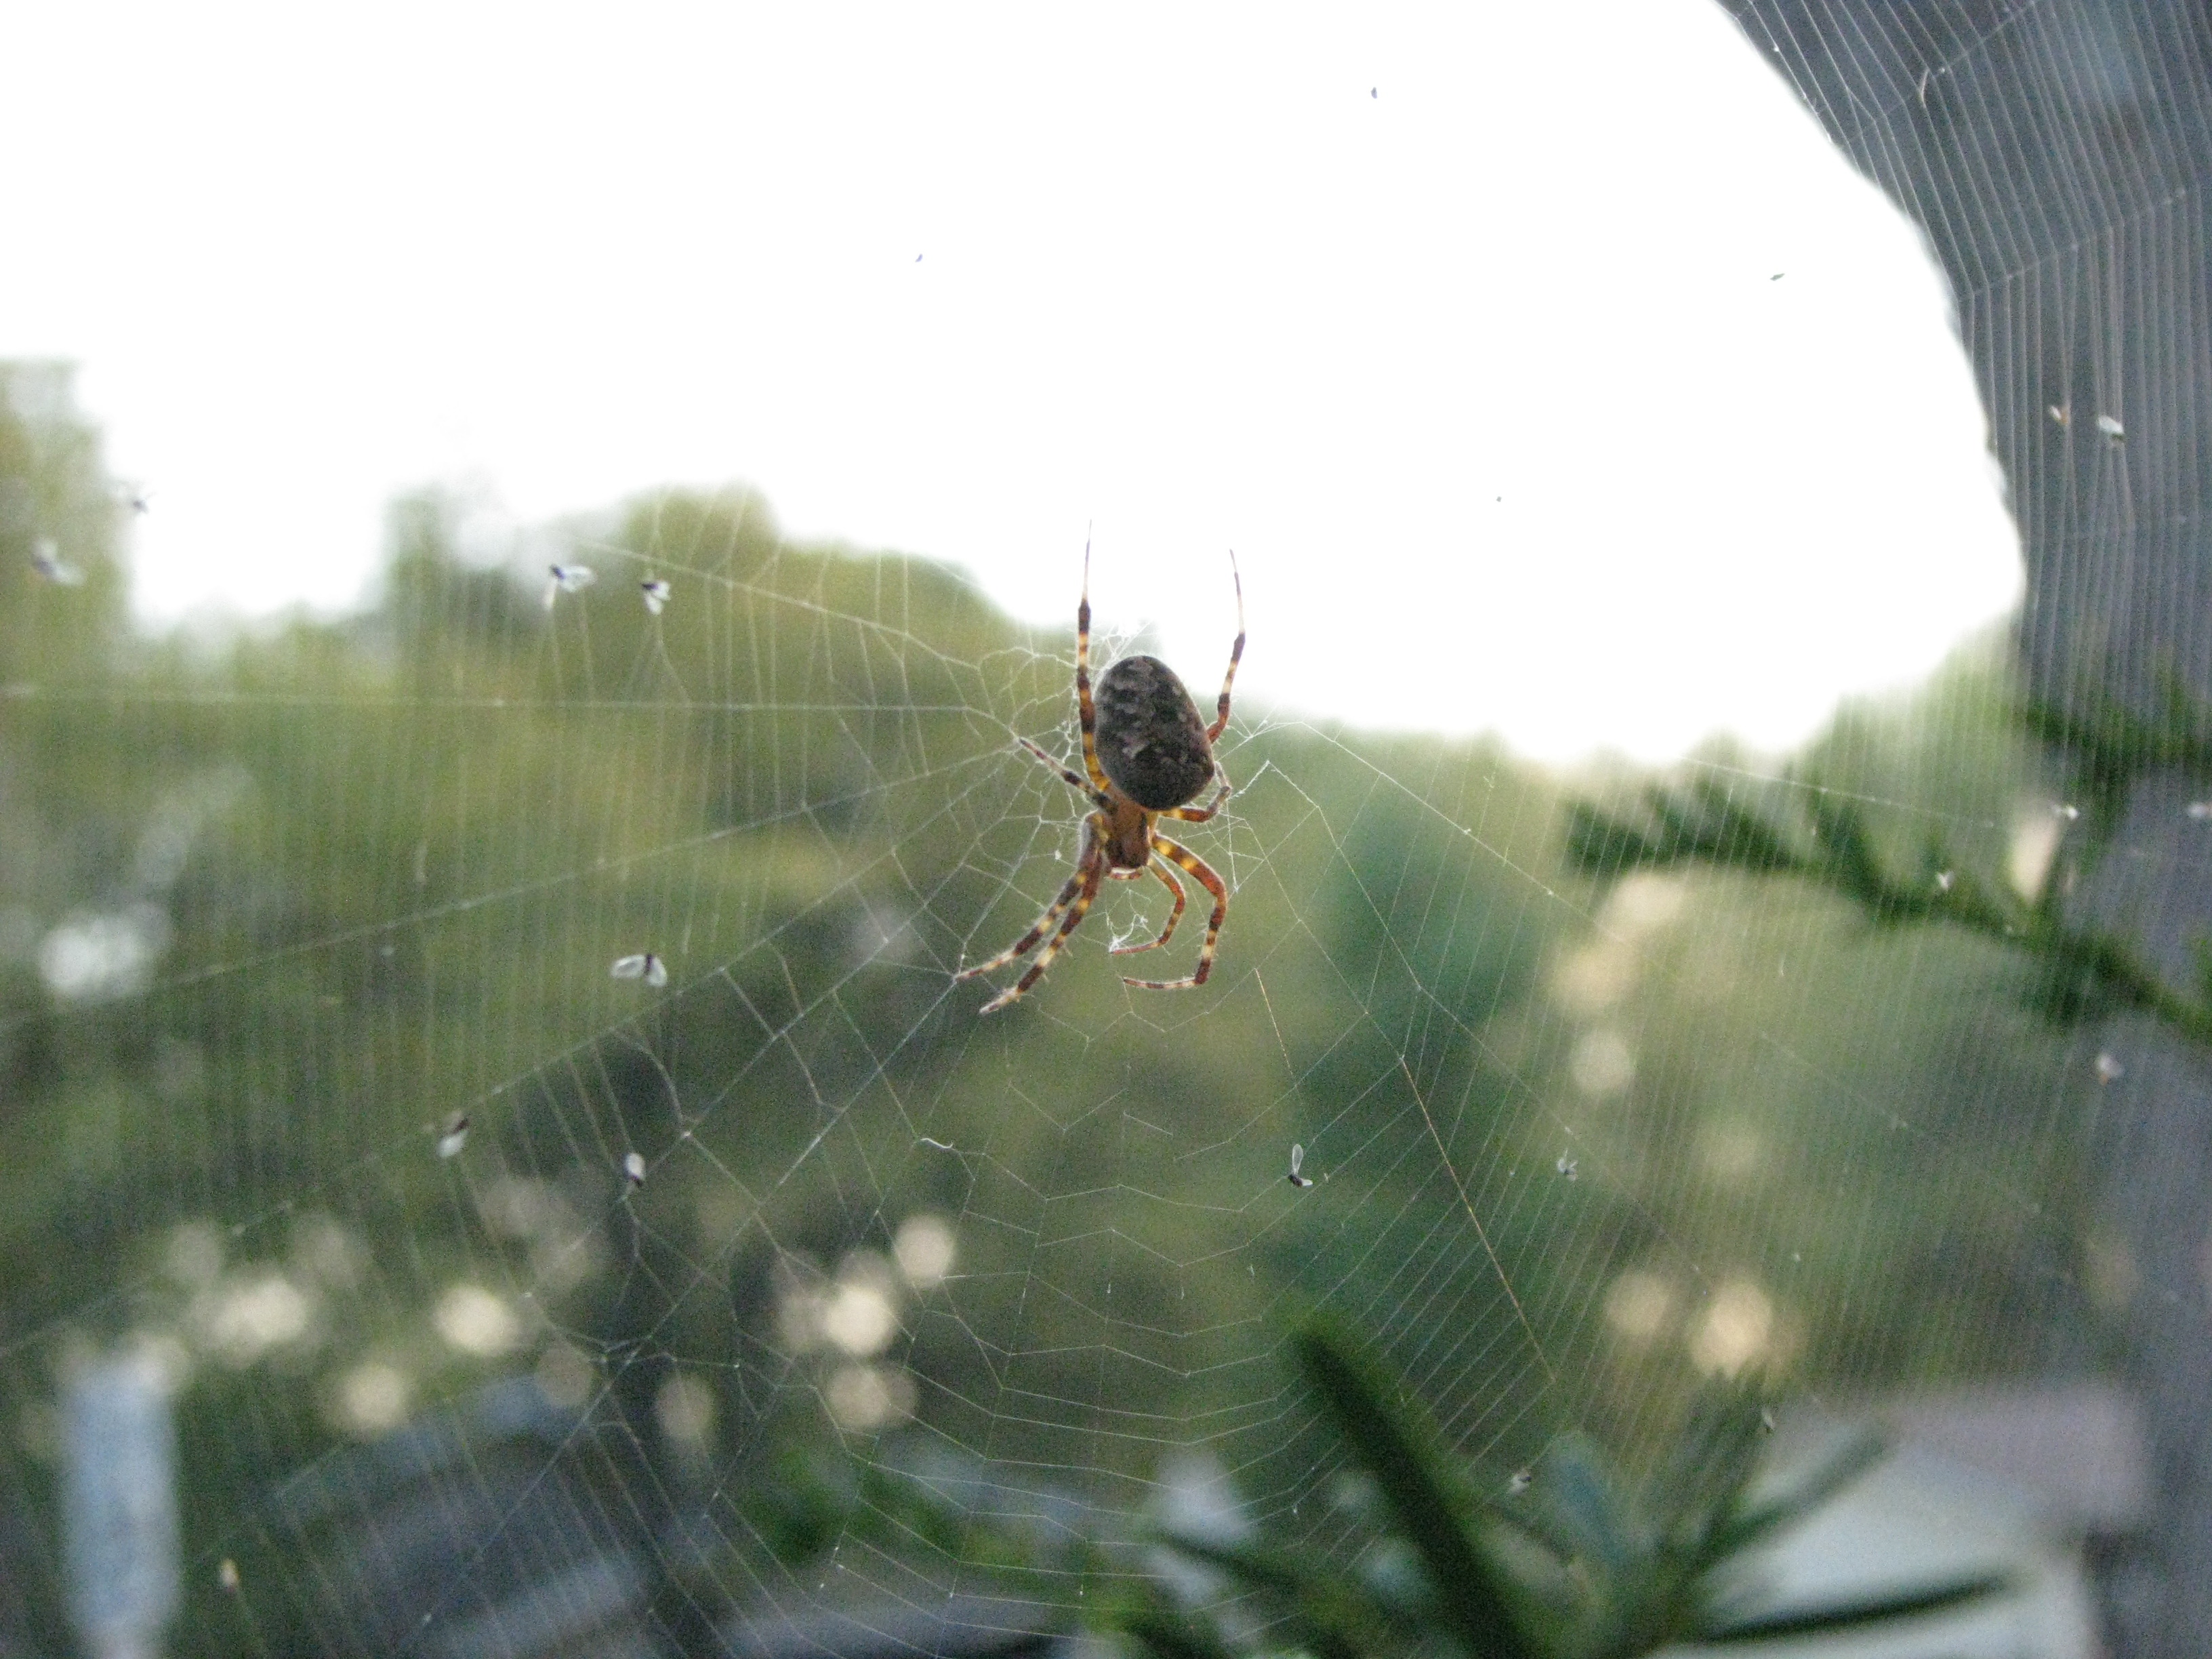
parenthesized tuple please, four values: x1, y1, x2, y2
(5, 1, 2021, 762)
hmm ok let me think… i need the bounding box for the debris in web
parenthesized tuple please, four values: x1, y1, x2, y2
(2053, 802, 2079, 820)
(1556, 1154, 1578, 1182)
(1288, 1144, 1313, 1188)
(1506, 1469, 1532, 1496)
(218, 1558, 241, 1594)
(2047, 402, 2070, 427)
(640, 577, 671, 615)
(436, 1114, 470, 1159)
(2095, 1052, 2124, 1085)
(1935, 869, 1955, 892)
(544, 563, 596, 608)
(2096, 413, 2125, 443)
(30, 538, 85, 586)
(611, 952, 668, 988)
(623, 1151, 647, 1187)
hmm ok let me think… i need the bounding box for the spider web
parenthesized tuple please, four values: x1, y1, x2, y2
(5, 3, 2209, 1655)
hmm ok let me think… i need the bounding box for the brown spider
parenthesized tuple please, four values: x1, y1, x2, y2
(958, 546, 1244, 1013)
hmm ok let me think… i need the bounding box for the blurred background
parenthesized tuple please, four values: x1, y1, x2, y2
(3, 2, 2209, 1656)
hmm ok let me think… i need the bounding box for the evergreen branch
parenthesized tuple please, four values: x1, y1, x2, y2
(1565, 778, 2212, 1050)
(1695, 1571, 2013, 1643)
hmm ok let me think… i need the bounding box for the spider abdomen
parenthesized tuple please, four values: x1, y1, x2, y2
(1095, 654, 1215, 810)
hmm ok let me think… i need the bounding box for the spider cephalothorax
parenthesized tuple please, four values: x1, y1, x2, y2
(957, 548, 1244, 1013)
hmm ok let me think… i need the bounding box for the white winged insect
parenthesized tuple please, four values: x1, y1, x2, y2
(611, 951, 668, 989)
(544, 563, 596, 609)
(623, 1151, 647, 1187)
(640, 577, 671, 615)
(1556, 1154, 1578, 1182)
(2096, 413, 2125, 443)
(1287, 1144, 1313, 1188)
(436, 1113, 470, 1159)
(30, 538, 85, 586)
(2095, 1052, 2125, 1085)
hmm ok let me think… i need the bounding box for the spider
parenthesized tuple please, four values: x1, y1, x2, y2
(958, 546, 1244, 1013)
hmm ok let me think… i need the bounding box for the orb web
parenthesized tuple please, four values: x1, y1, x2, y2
(5, 3, 2209, 1652)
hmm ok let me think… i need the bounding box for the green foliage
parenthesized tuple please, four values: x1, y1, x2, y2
(0, 377, 2112, 1646)
(814, 1315, 2009, 1658)
(1117, 1317, 2007, 1659)
(0, 361, 130, 687)
(1565, 669, 2212, 1050)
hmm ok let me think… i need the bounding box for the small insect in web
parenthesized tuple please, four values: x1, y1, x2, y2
(956, 543, 1245, 1012)
(2095, 1052, 2124, 1085)
(1556, 1154, 1578, 1182)
(1934, 869, 1956, 893)
(2047, 403, 2071, 428)
(2189, 801, 2212, 820)
(1759, 1406, 1778, 1435)
(611, 952, 668, 988)
(2053, 802, 2080, 821)
(544, 563, 596, 609)
(1288, 1144, 1313, 1188)
(117, 485, 152, 515)
(623, 1151, 647, 1187)
(1505, 1469, 1532, 1497)
(2096, 413, 2125, 443)
(30, 538, 85, 586)
(640, 577, 671, 615)
(218, 1558, 241, 1594)
(436, 1113, 470, 1159)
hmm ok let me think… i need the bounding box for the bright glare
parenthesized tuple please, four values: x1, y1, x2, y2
(1, 1, 2020, 762)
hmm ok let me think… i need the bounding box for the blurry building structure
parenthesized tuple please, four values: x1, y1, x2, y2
(1725, 1385, 2150, 1658)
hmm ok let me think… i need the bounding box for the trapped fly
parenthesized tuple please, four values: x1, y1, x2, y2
(611, 952, 668, 988)
(1505, 1469, 1532, 1497)
(1556, 1154, 1578, 1182)
(544, 564, 596, 609)
(30, 538, 84, 585)
(1935, 869, 1956, 893)
(1287, 1144, 1313, 1188)
(623, 1151, 647, 1187)
(437, 1114, 470, 1158)
(640, 577, 671, 615)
